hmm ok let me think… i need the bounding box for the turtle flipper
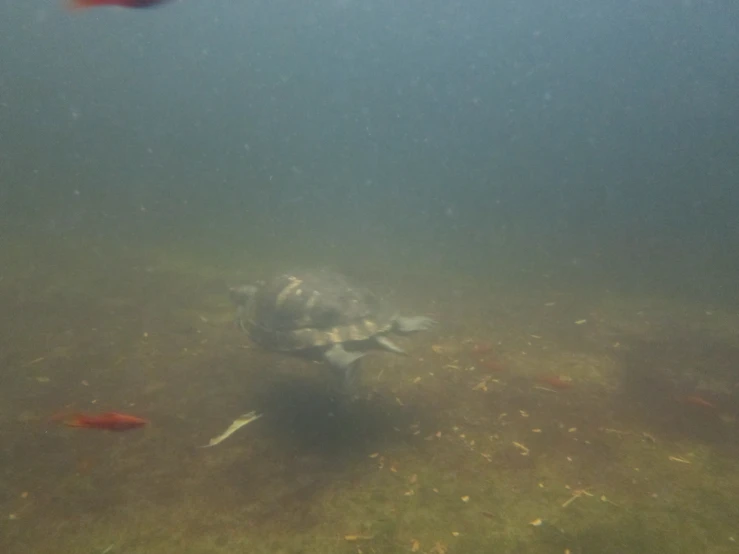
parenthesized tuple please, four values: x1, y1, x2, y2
(374, 335, 407, 355)
(324, 343, 366, 374)
(324, 344, 366, 389)
(394, 315, 437, 334)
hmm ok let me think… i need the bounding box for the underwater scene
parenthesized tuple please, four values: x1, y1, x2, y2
(1, 1, 739, 553)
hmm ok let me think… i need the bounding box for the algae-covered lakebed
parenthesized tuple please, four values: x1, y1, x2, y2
(1, 232, 738, 554)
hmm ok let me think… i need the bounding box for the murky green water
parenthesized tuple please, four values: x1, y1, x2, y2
(1, 227, 738, 554)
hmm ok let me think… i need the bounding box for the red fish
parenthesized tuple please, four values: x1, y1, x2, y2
(56, 412, 148, 431)
(479, 358, 505, 372)
(679, 395, 715, 409)
(69, 0, 172, 9)
(471, 342, 494, 354)
(536, 375, 573, 390)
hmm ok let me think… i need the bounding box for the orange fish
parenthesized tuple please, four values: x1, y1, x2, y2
(55, 412, 148, 431)
(471, 342, 494, 354)
(479, 358, 505, 372)
(536, 375, 573, 389)
(680, 395, 715, 409)
(68, 0, 172, 9)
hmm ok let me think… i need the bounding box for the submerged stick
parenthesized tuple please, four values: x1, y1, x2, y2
(199, 411, 264, 448)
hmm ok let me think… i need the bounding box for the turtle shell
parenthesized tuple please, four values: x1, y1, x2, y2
(249, 270, 396, 351)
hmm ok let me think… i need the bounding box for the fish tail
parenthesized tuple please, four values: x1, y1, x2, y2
(67, 0, 99, 10)
(48, 411, 70, 422)
(49, 411, 82, 426)
(61, 413, 91, 427)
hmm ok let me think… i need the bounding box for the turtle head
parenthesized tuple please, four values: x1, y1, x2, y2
(229, 284, 259, 307)
(229, 284, 261, 331)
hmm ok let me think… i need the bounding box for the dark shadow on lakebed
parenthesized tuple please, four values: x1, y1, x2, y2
(248, 368, 435, 458)
(611, 326, 739, 450)
(197, 364, 440, 529)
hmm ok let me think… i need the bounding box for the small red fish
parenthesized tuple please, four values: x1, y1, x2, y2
(479, 358, 505, 372)
(471, 342, 494, 354)
(69, 0, 172, 9)
(56, 412, 148, 431)
(536, 375, 573, 390)
(680, 395, 715, 409)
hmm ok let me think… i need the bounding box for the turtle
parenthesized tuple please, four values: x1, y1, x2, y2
(229, 269, 435, 382)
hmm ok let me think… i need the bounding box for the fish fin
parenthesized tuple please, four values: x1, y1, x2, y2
(50, 411, 84, 426)
(62, 414, 89, 427)
(49, 411, 70, 422)
(106, 412, 148, 423)
(67, 0, 99, 10)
